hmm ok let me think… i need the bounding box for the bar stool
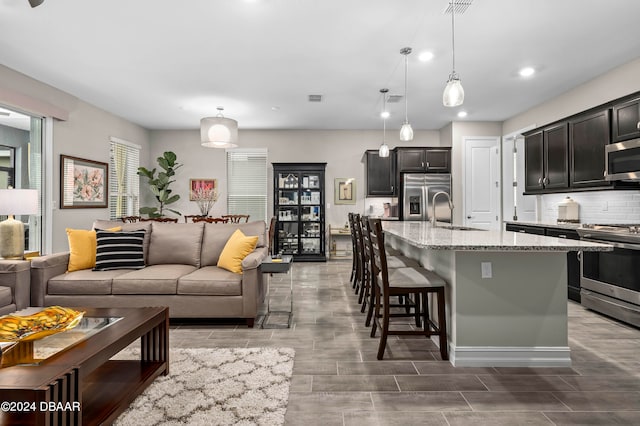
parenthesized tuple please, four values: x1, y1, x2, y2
(347, 213, 359, 291)
(358, 215, 421, 326)
(366, 218, 448, 361)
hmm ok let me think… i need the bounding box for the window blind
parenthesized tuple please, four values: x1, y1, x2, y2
(109, 137, 140, 220)
(226, 148, 267, 222)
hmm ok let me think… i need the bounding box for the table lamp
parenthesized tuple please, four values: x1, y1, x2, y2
(0, 188, 38, 259)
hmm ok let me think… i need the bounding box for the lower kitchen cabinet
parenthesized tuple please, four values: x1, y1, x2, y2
(506, 223, 581, 302)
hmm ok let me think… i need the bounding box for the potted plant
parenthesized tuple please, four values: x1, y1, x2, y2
(137, 151, 182, 218)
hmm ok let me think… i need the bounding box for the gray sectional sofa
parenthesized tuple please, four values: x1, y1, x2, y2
(0, 260, 30, 316)
(30, 220, 268, 327)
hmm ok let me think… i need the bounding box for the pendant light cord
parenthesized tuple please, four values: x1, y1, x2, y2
(382, 91, 387, 142)
(451, 0, 456, 73)
(404, 53, 409, 122)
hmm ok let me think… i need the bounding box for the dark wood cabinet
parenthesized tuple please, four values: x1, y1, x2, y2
(524, 124, 568, 192)
(396, 147, 451, 173)
(544, 123, 569, 189)
(524, 131, 544, 192)
(273, 163, 326, 262)
(612, 97, 640, 142)
(569, 109, 611, 188)
(365, 150, 396, 196)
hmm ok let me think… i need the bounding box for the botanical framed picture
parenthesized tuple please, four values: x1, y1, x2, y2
(60, 155, 108, 209)
(189, 178, 217, 201)
(335, 178, 356, 205)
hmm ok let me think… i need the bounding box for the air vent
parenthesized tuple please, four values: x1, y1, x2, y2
(386, 94, 403, 103)
(443, 0, 473, 14)
(308, 94, 323, 102)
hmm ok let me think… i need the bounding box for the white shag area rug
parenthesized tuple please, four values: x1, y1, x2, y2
(114, 347, 295, 426)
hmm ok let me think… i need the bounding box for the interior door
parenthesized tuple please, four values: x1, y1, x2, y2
(464, 137, 500, 230)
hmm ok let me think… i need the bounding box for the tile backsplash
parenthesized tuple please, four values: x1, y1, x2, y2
(540, 190, 640, 224)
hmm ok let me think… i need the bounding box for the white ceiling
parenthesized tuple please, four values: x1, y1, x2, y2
(1, 0, 640, 132)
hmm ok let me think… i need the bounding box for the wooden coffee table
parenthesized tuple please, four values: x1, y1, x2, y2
(0, 306, 169, 426)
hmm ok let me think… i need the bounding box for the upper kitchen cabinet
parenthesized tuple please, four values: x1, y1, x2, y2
(569, 108, 611, 188)
(365, 150, 396, 196)
(524, 124, 569, 193)
(612, 97, 640, 142)
(396, 147, 451, 173)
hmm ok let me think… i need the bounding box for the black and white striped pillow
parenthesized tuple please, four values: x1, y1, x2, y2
(94, 230, 146, 271)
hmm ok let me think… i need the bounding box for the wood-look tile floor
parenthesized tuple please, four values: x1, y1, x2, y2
(170, 261, 640, 426)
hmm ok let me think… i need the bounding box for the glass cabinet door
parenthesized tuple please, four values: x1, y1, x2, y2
(273, 163, 326, 261)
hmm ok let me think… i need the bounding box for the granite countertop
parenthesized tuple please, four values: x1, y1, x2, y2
(381, 221, 612, 252)
(504, 220, 581, 230)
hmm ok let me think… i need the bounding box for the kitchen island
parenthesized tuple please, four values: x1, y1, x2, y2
(381, 221, 612, 367)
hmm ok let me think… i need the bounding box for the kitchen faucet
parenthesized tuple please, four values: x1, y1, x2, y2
(431, 191, 454, 227)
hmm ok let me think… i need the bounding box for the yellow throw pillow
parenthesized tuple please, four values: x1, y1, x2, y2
(66, 227, 121, 272)
(217, 229, 259, 274)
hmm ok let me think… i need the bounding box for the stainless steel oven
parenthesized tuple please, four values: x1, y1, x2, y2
(577, 225, 640, 327)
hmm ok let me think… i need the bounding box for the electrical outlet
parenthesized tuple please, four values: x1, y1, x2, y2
(481, 262, 492, 279)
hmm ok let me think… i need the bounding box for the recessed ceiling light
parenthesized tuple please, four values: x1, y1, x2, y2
(418, 51, 434, 62)
(519, 67, 535, 77)
(271, 106, 280, 111)
(457, 111, 468, 118)
(380, 111, 390, 119)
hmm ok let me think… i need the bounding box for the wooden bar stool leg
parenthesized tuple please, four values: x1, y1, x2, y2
(377, 293, 391, 360)
(370, 284, 381, 338)
(437, 288, 449, 360)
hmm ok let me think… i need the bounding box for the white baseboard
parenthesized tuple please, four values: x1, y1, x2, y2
(448, 344, 572, 367)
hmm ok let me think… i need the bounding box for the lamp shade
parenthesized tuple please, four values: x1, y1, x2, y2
(200, 116, 238, 148)
(443, 76, 464, 107)
(0, 189, 38, 215)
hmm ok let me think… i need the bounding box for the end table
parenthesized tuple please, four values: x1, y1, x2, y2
(259, 255, 293, 328)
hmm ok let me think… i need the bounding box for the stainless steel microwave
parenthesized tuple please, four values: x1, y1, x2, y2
(605, 138, 640, 181)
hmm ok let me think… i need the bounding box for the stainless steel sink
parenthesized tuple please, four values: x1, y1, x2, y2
(435, 224, 485, 231)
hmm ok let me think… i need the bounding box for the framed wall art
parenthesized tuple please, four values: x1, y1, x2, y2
(189, 178, 217, 201)
(334, 178, 356, 205)
(60, 155, 108, 209)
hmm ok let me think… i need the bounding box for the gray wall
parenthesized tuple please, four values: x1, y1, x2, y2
(149, 129, 442, 228)
(0, 65, 151, 253)
(504, 57, 640, 135)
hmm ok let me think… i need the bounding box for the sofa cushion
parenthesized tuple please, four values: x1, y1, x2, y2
(217, 229, 259, 274)
(178, 266, 243, 296)
(48, 269, 130, 295)
(94, 230, 146, 271)
(93, 220, 152, 263)
(201, 221, 266, 267)
(147, 223, 204, 267)
(0, 286, 12, 307)
(66, 227, 121, 272)
(112, 264, 197, 294)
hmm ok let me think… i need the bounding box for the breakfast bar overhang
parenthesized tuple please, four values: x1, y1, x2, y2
(381, 221, 613, 367)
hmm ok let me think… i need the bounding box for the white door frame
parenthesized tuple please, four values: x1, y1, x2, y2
(502, 125, 538, 224)
(462, 136, 501, 229)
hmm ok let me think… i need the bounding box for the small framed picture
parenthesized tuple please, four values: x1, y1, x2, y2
(335, 178, 356, 205)
(60, 155, 108, 209)
(189, 178, 217, 201)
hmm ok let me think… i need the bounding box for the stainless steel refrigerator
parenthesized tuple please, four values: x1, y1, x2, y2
(401, 173, 452, 222)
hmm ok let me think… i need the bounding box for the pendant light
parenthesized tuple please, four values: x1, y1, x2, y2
(378, 88, 390, 158)
(399, 47, 414, 141)
(443, 0, 464, 107)
(200, 107, 239, 148)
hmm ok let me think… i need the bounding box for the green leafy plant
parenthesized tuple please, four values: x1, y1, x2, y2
(137, 151, 183, 218)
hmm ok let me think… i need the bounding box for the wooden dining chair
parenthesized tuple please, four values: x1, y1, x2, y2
(139, 217, 178, 223)
(222, 214, 250, 224)
(192, 217, 229, 224)
(184, 215, 207, 223)
(120, 216, 141, 223)
(366, 217, 449, 361)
